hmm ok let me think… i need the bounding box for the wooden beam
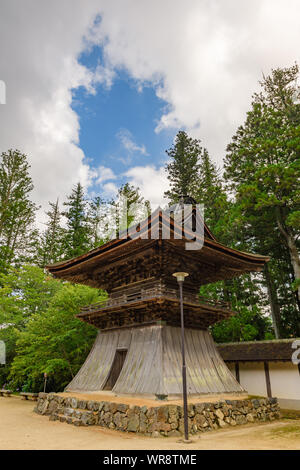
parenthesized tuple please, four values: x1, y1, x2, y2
(235, 362, 240, 383)
(264, 361, 272, 398)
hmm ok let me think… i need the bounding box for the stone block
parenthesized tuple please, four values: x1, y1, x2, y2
(71, 398, 78, 409)
(64, 407, 74, 417)
(117, 403, 129, 413)
(215, 409, 224, 421)
(127, 414, 139, 432)
(157, 406, 168, 423)
(194, 414, 208, 428)
(194, 403, 205, 414)
(217, 419, 227, 428)
(39, 399, 49, 415)
(77, 400, 87, 409)
(73, 418, 83, 426)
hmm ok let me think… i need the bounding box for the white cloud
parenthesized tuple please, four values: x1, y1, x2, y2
(95, 0, 300, 163)
(117, 128, 148, 156)
(1, 0, 300, 224)
(125, 165, 169, 209)
(0, 1, 104, 220)
(95, 166, 116, 184)
(0, 80, 6, 104)
(94, 63, 116, 89)
(102, 182, 118, 197)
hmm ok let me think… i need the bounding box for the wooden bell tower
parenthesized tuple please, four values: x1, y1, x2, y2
(47, 208, 269, 397)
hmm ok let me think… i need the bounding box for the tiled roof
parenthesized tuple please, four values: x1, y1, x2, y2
(217, 338, 300, 362)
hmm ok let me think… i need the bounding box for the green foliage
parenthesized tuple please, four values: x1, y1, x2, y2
(9, 283, 102, 392)
(37, 199, 66, 266)
(212, 305, 274, 343)
(165, 130, 273, 340)
(200, 276, 273, 342)
(224, 64, 300, 312)
(164, 131, 202, 202)
(0, 265, 104, 392)
(113, 183, 150, 236)
(87, 196, 107, 248)
(0, 265, 63, 386)
(62, 182, 91, 259)
(0, 265, 62, 327)
(195, 149, 230, 241)
(164, 131, 231, 242)
(0, 149, 39, 271)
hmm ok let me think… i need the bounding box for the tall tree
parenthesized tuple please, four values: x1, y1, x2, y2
(37, 199, 65, 266)
(164, 131, 202, 203)
(0, 265, 62, 386)
(87, 196, 107, 248)
(164, 132, 230, 240)
(9, 282, 102, 392)
(112, 183, 150, 237)
(62, 183, 90, 259)
(164, 132, 271, 340)
(0, 265, 104, 391)
(0, 149, 38, 271)
(224, 65, 300, 308)
(195, 148, 230, 241)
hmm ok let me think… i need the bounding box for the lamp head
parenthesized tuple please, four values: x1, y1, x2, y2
(172, 272, 189, 282)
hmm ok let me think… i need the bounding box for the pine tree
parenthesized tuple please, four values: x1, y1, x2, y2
(87, 196, 107, 248)
(0, 149, 38, 271)
(38, 199, 65, 266)
(164, 131, 202, 203)
(224, 65, 300, 301)
(196, 149, 230, 241)
(224, 65, 300, 336)
(62, 183, 90, 259)
(164, 133, 272, 341)
(112, 183, 150, 237)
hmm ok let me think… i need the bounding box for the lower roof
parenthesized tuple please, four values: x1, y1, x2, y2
(217, 338, 300, 362)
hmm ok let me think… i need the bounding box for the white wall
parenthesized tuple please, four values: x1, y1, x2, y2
(269, 362, 300, 400)
(227, 362, 267, 396)
(227, 361, 300, 409)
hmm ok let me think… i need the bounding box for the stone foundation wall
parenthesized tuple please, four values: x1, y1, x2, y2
(35, 393, 280, 437)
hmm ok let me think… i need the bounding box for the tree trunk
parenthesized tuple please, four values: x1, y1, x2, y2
(276, 208, 300, 299)
(264, 263, 281, 338)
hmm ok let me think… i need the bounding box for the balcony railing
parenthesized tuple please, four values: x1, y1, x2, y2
(79, 286, 231, 316)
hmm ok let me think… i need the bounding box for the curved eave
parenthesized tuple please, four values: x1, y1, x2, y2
(46, 237, 268, 282)
(46, 208, 270, 277)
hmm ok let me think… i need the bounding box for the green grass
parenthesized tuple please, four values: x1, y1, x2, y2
(270, 423, 300, 438)
(280, 409, 300, 420)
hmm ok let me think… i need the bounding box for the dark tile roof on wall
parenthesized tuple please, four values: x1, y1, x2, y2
(217, 338, 300, 362)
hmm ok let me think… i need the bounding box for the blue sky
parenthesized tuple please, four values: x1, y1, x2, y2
(72, 45, 176, 200)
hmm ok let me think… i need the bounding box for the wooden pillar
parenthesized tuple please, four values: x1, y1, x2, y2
(264, 361, 272, 398)
(235, 362, 240, 383)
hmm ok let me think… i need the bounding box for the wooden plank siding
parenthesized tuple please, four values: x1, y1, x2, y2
(66, 326, 244, 395)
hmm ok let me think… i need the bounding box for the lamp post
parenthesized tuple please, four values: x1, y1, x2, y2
(43, 373, 47, 393)
(172, 271, 190, 442)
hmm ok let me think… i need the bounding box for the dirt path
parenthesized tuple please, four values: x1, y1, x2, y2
(1, 396, 300, 450)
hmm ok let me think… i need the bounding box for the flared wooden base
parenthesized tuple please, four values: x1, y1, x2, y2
(66, 325, 244, 396)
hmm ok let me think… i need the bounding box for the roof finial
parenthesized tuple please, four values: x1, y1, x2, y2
(178, 194, 196, 207)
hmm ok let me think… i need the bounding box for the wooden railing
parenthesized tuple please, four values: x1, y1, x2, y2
(79, 286, 231, 315)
